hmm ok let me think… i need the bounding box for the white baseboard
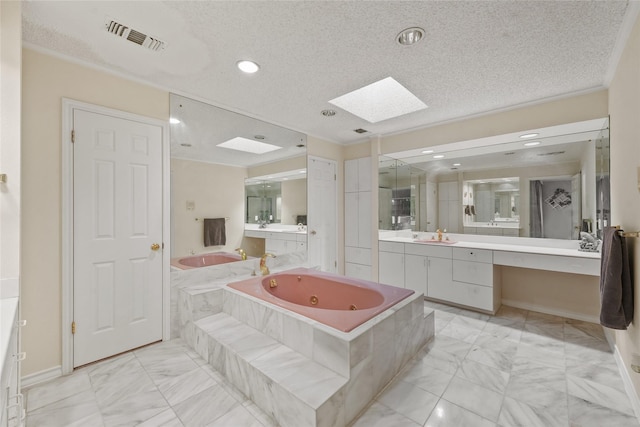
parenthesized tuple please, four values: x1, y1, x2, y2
(501, 299, 599, 323)
(611, 342, 640, 423)
(21, 365, 62, 388)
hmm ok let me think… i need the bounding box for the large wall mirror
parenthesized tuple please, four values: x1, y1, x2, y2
(169, 94, 307, 260)
(379, 117, 610, 240)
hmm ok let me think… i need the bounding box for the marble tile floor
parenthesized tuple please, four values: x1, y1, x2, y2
(24, 301, 640, 427)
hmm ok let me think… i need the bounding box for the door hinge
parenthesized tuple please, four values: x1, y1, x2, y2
(71, 130, 75, 143)
(71, 321, 76, 334)
(334, 174, 336, 180)
(335, 261, 337, 267)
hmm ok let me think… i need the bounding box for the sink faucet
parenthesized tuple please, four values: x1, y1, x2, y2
(260, 253, 276, 275)
(235, 248, 247, 260)
(258, 220, 268, 229)
(437, 229, 443, 241)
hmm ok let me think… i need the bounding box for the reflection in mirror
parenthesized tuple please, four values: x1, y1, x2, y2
(595, 119, 610, 239)
(245, 167, 307, 226)
(462, 178, 520, 236)
(380, 118, 610, 240)
(379, 158, 423, 231)
(169, 94, 307, 261)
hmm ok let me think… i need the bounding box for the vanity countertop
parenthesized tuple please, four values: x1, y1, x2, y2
(379, 235, 600, 259)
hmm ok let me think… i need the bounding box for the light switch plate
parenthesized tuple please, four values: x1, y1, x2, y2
(186, 200, 195, 211)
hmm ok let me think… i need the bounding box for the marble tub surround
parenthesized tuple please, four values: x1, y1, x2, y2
(186, 285, 433, 427)
(171, 251, 307, 337)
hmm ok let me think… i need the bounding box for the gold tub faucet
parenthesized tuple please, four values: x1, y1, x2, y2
(260, 253, 276, 275)
(235, 248, 247, 260)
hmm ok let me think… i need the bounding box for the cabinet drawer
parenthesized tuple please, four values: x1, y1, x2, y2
(378, 241, 405, 254)
(405, 242, 452, 258)
(429, 279, 493, 311)
(345, 246, 372, 265)
(453, 247, 492, 263)
(452, 260, 493, 286)
(345, 263, 372, 281)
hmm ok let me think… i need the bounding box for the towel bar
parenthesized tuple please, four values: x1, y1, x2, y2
(619, 231, 640, 238)
(195, 217, 230, 222)
(614, 226, 639, 238)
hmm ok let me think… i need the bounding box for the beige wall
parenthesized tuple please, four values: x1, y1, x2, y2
(281, 179, 307, 225)
(171, 158, 247, 257)
(609, 12, 640, 399)
(0, 0, 22, 297)
(501, 267, 600, 320)
(21, 49, 169, 375)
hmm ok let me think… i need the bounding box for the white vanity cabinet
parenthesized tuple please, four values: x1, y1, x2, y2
(378, 241, 405, 288)
(345, 157, 373, 280)
(380, 240, 500, 313)
(448, 248, 499, 312)
(404, 243, 453, 297)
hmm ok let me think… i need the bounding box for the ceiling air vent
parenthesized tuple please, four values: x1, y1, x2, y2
(105, 19, 166, 51)
(354, 128, 368, 134)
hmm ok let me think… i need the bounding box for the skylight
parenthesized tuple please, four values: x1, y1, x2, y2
(328, 77, 427, 123)
(216, 137, 281, 154)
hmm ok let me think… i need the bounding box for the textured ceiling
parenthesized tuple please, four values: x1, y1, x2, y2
(22, 1, 631, 146)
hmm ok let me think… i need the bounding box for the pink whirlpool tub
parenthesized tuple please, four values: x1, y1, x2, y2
(171, 252, 247, 270)
(228, 267, 414, 332)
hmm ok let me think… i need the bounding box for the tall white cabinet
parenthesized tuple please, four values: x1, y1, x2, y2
(438, 181, 460, 233)
(344, 157, 373, 280)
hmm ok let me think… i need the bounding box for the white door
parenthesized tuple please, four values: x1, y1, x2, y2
(73, 109, 164, 367)
(405, 254, 427, 295)
(307, 156, 337, 273)
(378, 252, 405, 287)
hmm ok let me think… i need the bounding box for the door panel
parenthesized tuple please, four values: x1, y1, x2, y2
(73, 109, 163, 367)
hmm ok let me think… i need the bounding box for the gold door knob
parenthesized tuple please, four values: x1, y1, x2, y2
(151, 243, 160, 251)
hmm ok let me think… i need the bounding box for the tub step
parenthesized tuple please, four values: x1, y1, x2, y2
(193, 312, 348, 427)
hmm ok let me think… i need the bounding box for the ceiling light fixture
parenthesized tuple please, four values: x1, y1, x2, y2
(433, 154, 445, 159)
(524, 141, 541, 146)
(170, 117, 180, 124)
(321, 109, 336, 117)
(453, 163, 461, 166)
(397, 27, 425, 46)
(254, 135, 266, 140)
(180, 143, 191, 147)
(422, 149, 434, 154)
(237, 60, 260, 74)
(520, 133, 539, 139)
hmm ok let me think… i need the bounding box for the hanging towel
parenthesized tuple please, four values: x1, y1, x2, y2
(204, 218, 226, 247)
(470, 205, 476, 216)
(599, 226, 633, 329)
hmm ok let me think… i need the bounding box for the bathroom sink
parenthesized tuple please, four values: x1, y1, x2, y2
(414, 239, 457, 245)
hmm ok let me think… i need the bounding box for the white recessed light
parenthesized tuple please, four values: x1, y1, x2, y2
(433, 154, 445, 159)
(520, 133, 539, 139)
(397, 27, 425, 46)
(422, 149, 434, 154)
(328, 77, 428, 123)
(453, 163, 461, 166)
(170, 117, 180, 124)
(524, 141, 541, 146)
(217, 137, 281, 154)
(237, 60, 260, 73)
